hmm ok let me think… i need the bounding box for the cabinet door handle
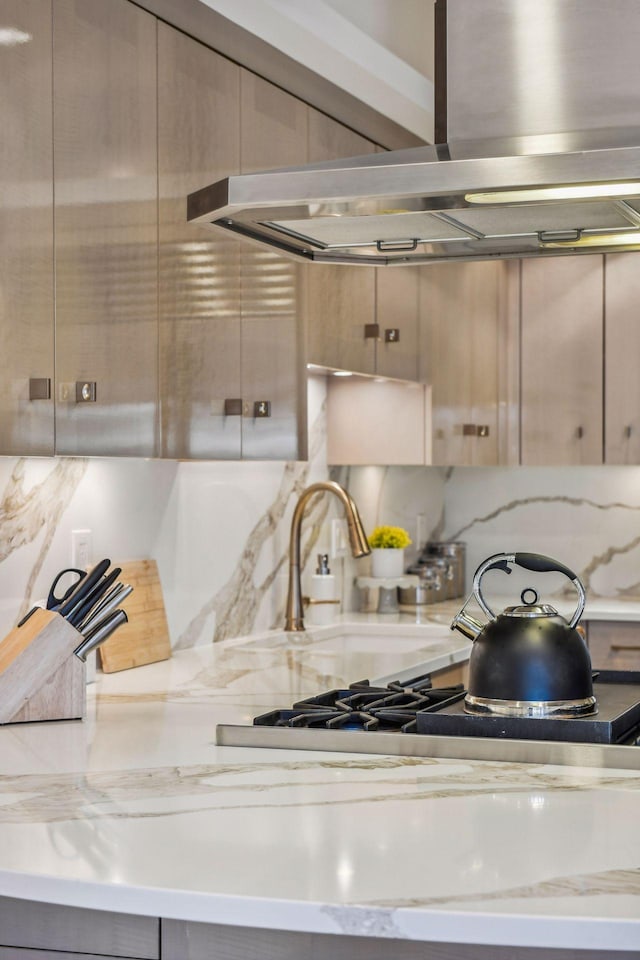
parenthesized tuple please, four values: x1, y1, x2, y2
(29, 378, 51, 401)
(610, 643, 640, 652)
(576, 425, 584, 439)
(364, 323, 380, 340)
(253, 400, 271, 418)
(625, 425, 633, 439)
(224, 398, 243, 416)
(76, 381, 97, 403)
(462, 424, 490, 437)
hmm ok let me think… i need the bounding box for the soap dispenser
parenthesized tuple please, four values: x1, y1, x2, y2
(308, 553, 339, 626)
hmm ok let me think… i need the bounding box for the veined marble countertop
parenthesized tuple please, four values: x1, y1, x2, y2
(0, 616, 638, 954)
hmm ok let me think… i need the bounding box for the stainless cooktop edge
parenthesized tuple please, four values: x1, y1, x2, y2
(216, 724, 640, 771)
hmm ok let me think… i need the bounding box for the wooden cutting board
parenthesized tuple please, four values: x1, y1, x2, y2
(98, 560, 171, 673)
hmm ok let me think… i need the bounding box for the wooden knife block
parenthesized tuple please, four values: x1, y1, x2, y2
(0, 607, 85, 724)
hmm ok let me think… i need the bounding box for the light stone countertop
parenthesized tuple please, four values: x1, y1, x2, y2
(0, 615, 638, 954)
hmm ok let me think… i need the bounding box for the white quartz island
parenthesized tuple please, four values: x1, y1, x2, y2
(0, 614, 638, 958)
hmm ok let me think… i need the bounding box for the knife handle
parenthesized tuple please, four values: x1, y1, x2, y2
(59, 558, 111, 619)
(67, 567, 122, 628)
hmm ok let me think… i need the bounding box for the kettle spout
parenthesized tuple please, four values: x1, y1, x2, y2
(451, 609, 485, 641)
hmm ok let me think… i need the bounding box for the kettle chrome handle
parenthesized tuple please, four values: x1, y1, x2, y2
(473, 552, 586, 628)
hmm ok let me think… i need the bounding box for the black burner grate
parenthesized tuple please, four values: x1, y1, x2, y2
(253, 671, 640, 745)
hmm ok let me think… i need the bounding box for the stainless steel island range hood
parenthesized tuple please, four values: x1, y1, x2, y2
(188, 0, 640, 265)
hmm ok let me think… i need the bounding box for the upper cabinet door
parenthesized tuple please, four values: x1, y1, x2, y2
(420, 260, 512, 466)
(0, 0, 54, 456)
(306, 111, 377, 376)
(521, 256, 603, 466)
(158, 23, 242, 460)
(239, 71, 307, 460)
(604, 253, 640, 464)
(53, 0, 158, 457)
(375, 266, 419, 381)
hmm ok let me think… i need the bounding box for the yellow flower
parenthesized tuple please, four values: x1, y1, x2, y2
(368, 525, 412, 550)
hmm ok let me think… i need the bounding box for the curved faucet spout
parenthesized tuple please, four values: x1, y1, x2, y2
(284, 480, 370, 632)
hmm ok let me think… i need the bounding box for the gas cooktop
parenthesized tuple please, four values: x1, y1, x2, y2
(216, 670, 640, 771)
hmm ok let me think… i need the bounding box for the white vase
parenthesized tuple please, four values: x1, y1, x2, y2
(371, 548, 404, 579)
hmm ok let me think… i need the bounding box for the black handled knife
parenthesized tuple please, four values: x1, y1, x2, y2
(66, 567, 122, 629)
(58, 558, 111, 620)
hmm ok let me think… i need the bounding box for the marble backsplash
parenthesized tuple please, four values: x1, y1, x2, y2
(1, 374, 640, 646)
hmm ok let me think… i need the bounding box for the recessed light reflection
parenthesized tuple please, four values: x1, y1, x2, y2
(466, 182, 640, 205)
(529, 794, 546, 810)
(337, 856, 354, 889)
(333, 371, 353, 377)
(0, 27, 31, 45)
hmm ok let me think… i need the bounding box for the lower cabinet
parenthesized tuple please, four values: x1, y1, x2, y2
(0, 876, 631, 959)
(162, 918, 623, 959)
(0, 895, 158, 959)
(586, 620, 640, 672)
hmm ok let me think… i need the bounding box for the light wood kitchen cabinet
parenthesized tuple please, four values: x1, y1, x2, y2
(238, 70, 308, 460)
(375, 266, 420, 380)
(0, 0, 54, 456)
(305, 121, 419, 382)
(520, 256, 603, 465)
(0, 895, 158, 958)
(604, 253, 640, 464)
(419, 259, 518, 466)
(305, 112, 377, 376)
(158, 30, 306, 460)
(158, 22, 242, 459)
(53, 0, 158, 457)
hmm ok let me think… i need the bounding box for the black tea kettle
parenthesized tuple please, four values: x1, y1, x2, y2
(451, 552, 596, 719)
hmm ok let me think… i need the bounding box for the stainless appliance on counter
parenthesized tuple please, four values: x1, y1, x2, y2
(399, 540, 466, 606)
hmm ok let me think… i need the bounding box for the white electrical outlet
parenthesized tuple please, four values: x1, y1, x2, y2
(330, 518, 348, 559)
(71, 529, 93, 569)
